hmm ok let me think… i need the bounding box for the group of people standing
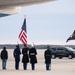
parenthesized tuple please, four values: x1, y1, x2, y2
(0, 45, 52, 71)
(13, 44, 37, 70)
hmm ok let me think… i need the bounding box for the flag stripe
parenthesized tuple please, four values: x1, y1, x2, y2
(18, 18, 27, 44)
(19, 30, 23, 38)
(19, 30, 27, 38)
(21, 34, 27, 43)
(21, 36, 27, 44)
(19, 30, 27, 44)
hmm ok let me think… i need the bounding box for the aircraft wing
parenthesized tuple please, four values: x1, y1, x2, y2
(0, 7, 21, 17)
(0, 0, 55, 17)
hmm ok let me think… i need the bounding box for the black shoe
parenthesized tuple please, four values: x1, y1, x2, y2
(24, 69, 27, 70)
(46, 69, 51, 71)
(3, 68, 5, 70)
(3, 68, 6, 70)
(32, 69, 35, 70)
(16, 68, 19, 70)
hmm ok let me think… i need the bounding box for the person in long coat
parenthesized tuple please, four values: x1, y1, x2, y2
(1, 47, 8, 70)
(29, 46, 37, 70)
(44, 46, 52, 70)
(13, 45, 21, 70)
(22, 44, 29, 70)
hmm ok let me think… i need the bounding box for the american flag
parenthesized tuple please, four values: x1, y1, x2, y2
(18, 17, 27, 44)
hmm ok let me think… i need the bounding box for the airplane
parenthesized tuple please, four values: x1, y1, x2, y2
(0, 0, 55, 17)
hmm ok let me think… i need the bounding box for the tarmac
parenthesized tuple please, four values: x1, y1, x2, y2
(0, 49, 75, 75)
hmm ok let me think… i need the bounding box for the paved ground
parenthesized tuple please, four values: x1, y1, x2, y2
(0, 49, 75, 75)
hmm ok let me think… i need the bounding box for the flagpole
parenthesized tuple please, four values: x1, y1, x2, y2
(24, 15, 27, 47)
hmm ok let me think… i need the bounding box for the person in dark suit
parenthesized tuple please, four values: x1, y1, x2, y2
(13, 45, 21, 70)
(1, 47, 8, 70)
(22, 44, 29, 70)
(29, 46, 37, 70)
(44, 46, 52, 70)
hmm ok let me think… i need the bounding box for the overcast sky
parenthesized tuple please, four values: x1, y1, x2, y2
(0, 0, 75, 45)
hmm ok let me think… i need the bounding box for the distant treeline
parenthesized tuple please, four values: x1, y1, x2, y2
(0, 44, 75, 49)
(0, 44, 31, 49)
